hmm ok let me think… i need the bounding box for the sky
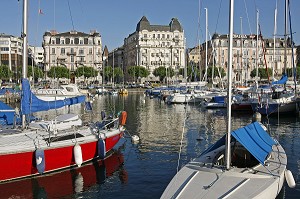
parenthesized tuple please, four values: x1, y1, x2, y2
(1, 0, 299, 51)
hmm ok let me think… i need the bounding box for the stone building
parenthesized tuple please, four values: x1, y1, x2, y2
(43, 30, 102, 74)
(189, 33, 297, 83)
(0, 33, 23, 81)
(123, 16, 186, 83)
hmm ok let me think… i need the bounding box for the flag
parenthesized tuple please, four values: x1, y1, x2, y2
(38, 9, 44, 15)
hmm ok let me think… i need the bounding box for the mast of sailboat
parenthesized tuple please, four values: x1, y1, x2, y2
(287, 0, 297, 94)
(225, 0, 234, 170)
(273, 1, 278, 81)
(22, 0, 28, 128)
(256, 10, 259, 86)
(284, 0, 288, 76)
(204, 7, 208, 83)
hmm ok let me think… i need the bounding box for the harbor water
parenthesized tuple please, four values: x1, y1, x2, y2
(0, 92, 299, 198)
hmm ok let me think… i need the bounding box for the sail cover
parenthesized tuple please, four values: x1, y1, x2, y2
(231, 122, 276, 165)
(21, 78, 85, 115)
(0, 101, 15, 125)
(272, 74, 288, 85)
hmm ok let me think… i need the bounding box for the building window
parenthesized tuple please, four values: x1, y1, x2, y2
(71, 40, 74, 44)
(52, 48, 55, 54)
(71, 48, 74, 54)
(80, 40, 83, 45)
(61, 40, 65, 44)
(153, 34, 155, 38)
(89, 48, 92, 54)
(71, 55, 74, 62)
(79, 49, 84, 55)
(61, 48, 65, 55)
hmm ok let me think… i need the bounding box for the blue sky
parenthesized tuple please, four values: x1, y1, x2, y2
(1, 0, 299, 51)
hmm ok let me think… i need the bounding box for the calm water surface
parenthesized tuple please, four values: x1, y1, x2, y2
(1, 93, 300, 198)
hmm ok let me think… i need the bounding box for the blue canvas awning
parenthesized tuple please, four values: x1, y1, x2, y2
(231, 122, 276, 165)
(201, 122, 276, 165)
(272, 74, 288, 85)
(21, 78, 85, 115)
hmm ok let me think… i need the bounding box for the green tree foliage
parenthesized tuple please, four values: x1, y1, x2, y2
(113, 67, 124, 83)
(0, 65, 13, 81)
(286, 66, 300, 79)
(250, 68, 272, 79)
(48, 66, 70, 78)
(28, 66, 44, 81)
(153, 66, 167, 82)
(207, 66, 226, 78)
(75, 66, 98, 78)
(179, 66, 199, 81)
(127, 66, 150, 80)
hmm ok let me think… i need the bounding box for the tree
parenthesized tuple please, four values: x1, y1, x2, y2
(75, 66, 98, 78)
(0, 65, 13, 81)
(113, 67, 124, 83)
(207, 66, 226, 78)
(286, 66, 300, 79)
(250, 68, 272, 79)
(47, 66, 70, 78)
(127, 66, 150, 81)
(28, 66, 44, 82)
(153, 66, 167, 82)
(179, 66, 199, 81)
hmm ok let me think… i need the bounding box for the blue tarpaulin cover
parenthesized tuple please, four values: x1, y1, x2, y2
(21, 78, 85, 115)
(0, 101, 15, 125)
(201, 122, 276, 165)
(231, 122, 276, 165)
(272, 74, 288, 85)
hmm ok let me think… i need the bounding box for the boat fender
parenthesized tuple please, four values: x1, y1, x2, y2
(35, 149, 45, 174)
(119, 111, 127, 126)
(285, 170, 296, 188)
(98, 139, 106, 159)
(131, 135, 140, 143)
(74, 144, 83, 167)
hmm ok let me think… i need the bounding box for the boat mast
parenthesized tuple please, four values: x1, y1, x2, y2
(284, 0, 288, 75)
(273, 1, 278, 80)
(22, 0, 28, 128)
(256, 10, 259, 85)
(205, 8, 208, 83)
(225, 0, 234, 170)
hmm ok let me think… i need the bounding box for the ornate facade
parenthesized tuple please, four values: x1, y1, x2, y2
(43, 30, 102, 73)
(123, 16, 186, 82)
(189, 33, 297, 82)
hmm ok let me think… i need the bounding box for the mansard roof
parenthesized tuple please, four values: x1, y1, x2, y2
(44, 30, 100, 37)
(136, 16, 183, 32)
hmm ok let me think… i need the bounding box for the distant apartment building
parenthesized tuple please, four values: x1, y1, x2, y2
(43, 30, 103, 73)
(0, 33, 23, 80)
(28, 46, 44, 67)
(191, 33, 297, 82)
(123, 16, 186, 82)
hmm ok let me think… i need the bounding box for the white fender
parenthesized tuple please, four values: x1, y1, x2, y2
(74, 144, 83, 167)
(131, 135, 140, 143)
(285, 170, 296, 188)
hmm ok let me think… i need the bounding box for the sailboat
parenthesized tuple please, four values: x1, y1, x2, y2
(0, 0, 127, 183)
(250, 0, 299, 116)
(161, 1, 295, 198)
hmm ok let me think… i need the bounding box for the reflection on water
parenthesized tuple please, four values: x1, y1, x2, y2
(2, 93, 300, 198)
(0, 149, 126, 198)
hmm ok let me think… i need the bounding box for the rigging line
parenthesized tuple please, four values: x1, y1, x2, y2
(243, 0, 252, 35)
(176, 103, 188, 173)
(67, 0, 75, 30)
(213, 0, 223, 34)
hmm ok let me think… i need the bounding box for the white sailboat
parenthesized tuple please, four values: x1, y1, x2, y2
(161, 1, 295, 198)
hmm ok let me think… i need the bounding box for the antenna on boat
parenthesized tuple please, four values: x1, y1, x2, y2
(22, 0, 28, 129)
